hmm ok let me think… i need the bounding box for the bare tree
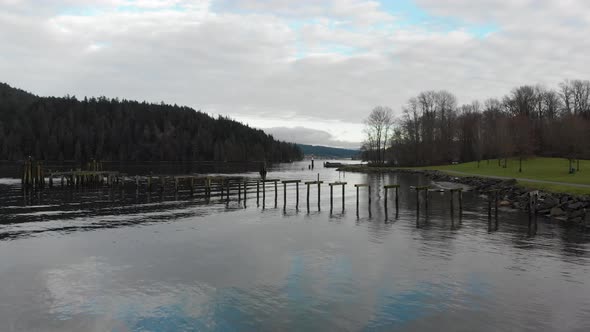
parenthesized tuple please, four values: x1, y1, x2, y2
(364, 106, 393, 165)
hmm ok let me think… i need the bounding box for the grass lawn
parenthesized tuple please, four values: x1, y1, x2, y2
(414, 157, 590, 195)
(420, 157, 590, 186)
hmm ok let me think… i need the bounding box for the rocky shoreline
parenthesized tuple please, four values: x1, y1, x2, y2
(340, 167, 589, 227)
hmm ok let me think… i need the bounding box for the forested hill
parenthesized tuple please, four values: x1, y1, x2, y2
(0, 83, 302, 162)
(297, 144, 360, 158)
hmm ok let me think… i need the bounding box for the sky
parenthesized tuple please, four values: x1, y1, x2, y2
(2, 0, 590, 149)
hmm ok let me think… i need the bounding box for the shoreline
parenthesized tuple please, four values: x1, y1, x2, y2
(338, 166, 589, 227)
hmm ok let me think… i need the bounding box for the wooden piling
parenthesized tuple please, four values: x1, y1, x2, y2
(263, 180, 266, 208)
(257, 181, 260, 206)
(306, 183, 310, 212)
(296, 182, 299, 210)
(356, 186, 359, 217)
(317, 181, 321, 211)
(385, 186, 388, 220)
(304, 180, 322, 212)
(281, 180, 301, 211)
(328, 182, 346, 213)
(330, 184, 333, 213)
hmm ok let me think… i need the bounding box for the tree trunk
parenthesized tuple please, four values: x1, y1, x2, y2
(519, 157, 522, 173)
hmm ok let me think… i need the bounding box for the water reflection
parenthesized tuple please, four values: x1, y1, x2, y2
(0, 161, 589, 331)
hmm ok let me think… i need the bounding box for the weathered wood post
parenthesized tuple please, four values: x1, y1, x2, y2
(416, 187, 420, 218)
(283, 182, 287, 210)
(488, 193, 493, 231)
(306, 182, 310, 212)
(275, 180, 278, 208)
(296, 182, 299, 210)
(395, 185, 399, 218)
(226, 179, 230, 202)
(190, 177, 195, 196)
(384, 185, 400, 220)
(238, 181, 242, 201)
(262, 180, 266, 209)
(356, 185, 360, 217)
(256, 180, 260, 206)
(342, 183, 345, 211)
(330, 184, 334, 213)
(385, 186, 388, 221)
(317, 181, 321, 211)
(174, 177, 179, 193)
(243, 180, 248, 207)
(450, 190, 454, 217)
(458, 190, 463, 219)
(368, 185, 372, 217)
(148, 175, 152, 193)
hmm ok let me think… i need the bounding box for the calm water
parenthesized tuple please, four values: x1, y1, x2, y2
(0, 161, 589, 331)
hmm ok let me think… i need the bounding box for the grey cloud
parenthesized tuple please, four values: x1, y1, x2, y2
(2, 0, 590, 145)
(264, 127, 361, 149)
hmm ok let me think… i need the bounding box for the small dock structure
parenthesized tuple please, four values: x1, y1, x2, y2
(328, 181, 347, 213)
(354, 184, 371, 218)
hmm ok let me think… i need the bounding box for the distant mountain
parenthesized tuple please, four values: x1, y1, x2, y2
(297, 144, 360, 158)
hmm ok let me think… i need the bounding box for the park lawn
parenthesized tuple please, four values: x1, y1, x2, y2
(419, 157, 590, 186)
(516, 181, 590, 196)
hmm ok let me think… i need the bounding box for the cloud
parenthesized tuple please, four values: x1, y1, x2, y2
(264, 127, 361, 149)
(1, 0, 590, 146)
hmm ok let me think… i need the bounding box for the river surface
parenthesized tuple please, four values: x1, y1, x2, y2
(0, 161, 589, 331)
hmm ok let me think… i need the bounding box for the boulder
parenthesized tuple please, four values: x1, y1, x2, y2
(568, 202, 584, 210)
(550, 207, 566, 217)
(539, 196, 559, 209)
(499, 200, 511, 207)
(568, 209, 585, 219)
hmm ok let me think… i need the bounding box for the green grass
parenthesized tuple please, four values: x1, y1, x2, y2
(339, 157, 590, 195)
(420, 157, 590, 186)
(516, 181, 590, 196)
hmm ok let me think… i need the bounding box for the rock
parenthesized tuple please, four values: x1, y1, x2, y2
(569, 217, 583, 223)
(538, 209, 551, 215)
(539, 196, 559, 209)
(568, 209, 585, 219)
(499, 200, 511, 207)
(568, 202, 584, 210)
(550, 207, 566, 216)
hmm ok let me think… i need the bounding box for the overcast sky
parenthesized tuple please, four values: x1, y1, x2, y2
(2, 0, 590, 148)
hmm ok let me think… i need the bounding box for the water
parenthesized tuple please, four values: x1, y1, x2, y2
(0, 161, 589, 331)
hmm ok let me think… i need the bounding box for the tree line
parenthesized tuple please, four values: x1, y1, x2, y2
(0, 83, 303, 163)
(363, 79, 590, 168)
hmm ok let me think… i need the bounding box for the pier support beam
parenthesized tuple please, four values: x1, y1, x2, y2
(329, 182, 347, 214)
(354, 184, 371, 218)
(384, 185, 400, 221)
(304, 180, 323, 213)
